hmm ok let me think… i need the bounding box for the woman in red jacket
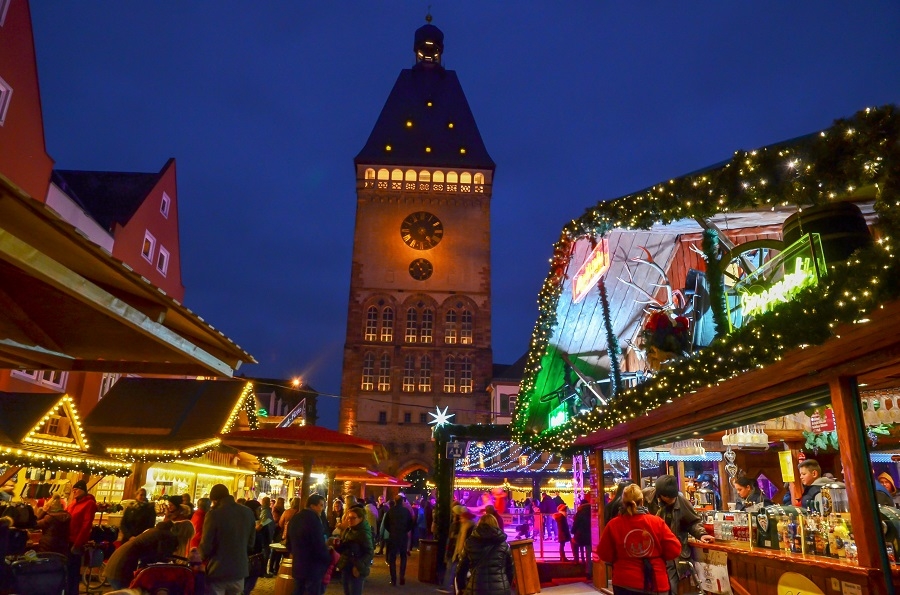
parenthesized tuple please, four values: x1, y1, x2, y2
(598, 484, 682, 595)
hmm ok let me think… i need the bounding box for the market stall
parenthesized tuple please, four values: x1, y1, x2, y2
(513, 106, 900, 594)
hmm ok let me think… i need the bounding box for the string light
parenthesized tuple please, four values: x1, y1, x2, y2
(512, 105, 900, 452)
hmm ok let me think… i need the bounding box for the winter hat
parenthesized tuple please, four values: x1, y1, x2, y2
(72, 480, 88, 492)
(879, 472, 897, 492)
(557, 503, 567, 512)
(451, 504, 469, 516)
(655, 475, 679, 499)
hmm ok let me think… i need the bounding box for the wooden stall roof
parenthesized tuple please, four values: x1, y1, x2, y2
(220, 425, 388, 469)
(0, 176, 255, 376)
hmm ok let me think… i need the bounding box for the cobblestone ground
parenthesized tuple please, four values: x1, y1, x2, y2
(250, 549, 424, 595)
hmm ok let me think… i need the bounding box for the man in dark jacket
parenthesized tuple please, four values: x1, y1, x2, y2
(199, 484, 256, 595)
(120, 488, 157, 542)
(645, 475, 714, 595)
(287, 493, 332, 595)
(571, 495, 592, 573)
(539, 492, 556, 540)
(384, 495, 414, 586)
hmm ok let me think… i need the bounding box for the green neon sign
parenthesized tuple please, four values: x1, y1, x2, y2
(549, 403, 569, 428)
(732, 233, 826, 323)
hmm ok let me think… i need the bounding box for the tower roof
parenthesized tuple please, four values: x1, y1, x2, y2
(355, 23, 494, 171)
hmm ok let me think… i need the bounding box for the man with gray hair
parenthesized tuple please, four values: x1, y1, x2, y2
(199, 483, 256, 595)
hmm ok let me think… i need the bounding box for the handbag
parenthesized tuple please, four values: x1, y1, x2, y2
(322, 548, 341, 585)
(248, 552, 266, 578)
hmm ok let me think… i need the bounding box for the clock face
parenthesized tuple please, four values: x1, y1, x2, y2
(400, 211, 444, 250)
(409, 258, 434, 281)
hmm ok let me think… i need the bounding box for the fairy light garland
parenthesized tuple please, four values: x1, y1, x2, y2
(512, 105, 900, 452)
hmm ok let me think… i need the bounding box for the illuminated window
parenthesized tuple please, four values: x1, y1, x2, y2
(402, 355, 415, 392)
(380, 307, 394, 342)
(405, 170, 417, 182)
(444, 310, 457, 344)
(156, 246, 169, 276)
(443, 357, 456, 393)
(433, 171, 445, 183)
(421, 309, 434, 343)
(377, 169, 390, 180)
(391, 169, 403, 181)
(364, 306, 378, 341)
(405, 308, 418, 343)
(460, 310, 473, 344)
(141, 230, 156, 262)
(447, 171, 458, 184)
(160, 192, 171, 218)
(460, 172, 472, 184)
(378, 354, 391, 391)
(361, 353, 375, 390)
(365, 168, 375, 180)
(0, 74, 11, 126)
(474, 173, 485, 185)
(419, 170, 431, 182)
(11, 370, 68, 390)
(418, 356, 432, 392)
(460, 357, 473, 393)
(99, 373, 122, 400)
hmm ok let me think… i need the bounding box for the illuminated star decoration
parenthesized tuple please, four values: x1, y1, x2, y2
(428, 406, 455, 428)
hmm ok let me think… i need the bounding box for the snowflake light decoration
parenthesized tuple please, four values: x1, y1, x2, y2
(428, 406, 455, 427)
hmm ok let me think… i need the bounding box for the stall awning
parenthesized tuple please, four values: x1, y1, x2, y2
(0, 176, 254, 376)
(220, 425, 387, 469)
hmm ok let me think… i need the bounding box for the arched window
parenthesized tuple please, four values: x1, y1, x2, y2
(405, 170, 417, 182)
(460, 357, 473, 393)
(405, 308, 418, 343)
(419, 170, 431, 182)
(419, 356, 432, 392)
(378, 354, 391, 391)
(460, 172, 472, 184)
(447, 171, 459, 184)
(377, 169, 390, 180)
(402, 355, 415, 392)
(460, 310, 473, 344)
(391, 169, 403, 181)
(364, 306, 378, 341)
(443, 356, 456, 393)
(445, 310, 458, 344)
(364, 168, 375, 180)
(361, 353, 375, 390)
(380, 307, 394, 342)
(421, 309, 434, 343)
(474, 173, 484, 184)
(433, 171, 445, 183)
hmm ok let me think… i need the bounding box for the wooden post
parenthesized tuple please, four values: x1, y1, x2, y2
(299, 458, 313, 501)
(593, 448, 607, 590)
(627, 440, 641, 487)
(829, 376, 892, 595)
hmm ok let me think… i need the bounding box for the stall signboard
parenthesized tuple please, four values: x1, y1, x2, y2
(572, 238, 610, 303)
(549, 402, 569, 428)
(446, 441, 467, 459)
(730, 233, 826, 327)
(810, 408, 836, 432)
(779, 450, 796, 482)
(692, 548, 730, 593)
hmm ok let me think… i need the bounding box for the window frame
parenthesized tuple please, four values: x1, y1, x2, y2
(445, 310, 458, 344)
(421, 309, 434, 343)
(361, 353, 375, 391)
(156, 246, 170, 276)
(402, 355, 416, 392)
(405, 308, 418, 343)
(160, 192, 171, 218)
(141, 230, 156, 263)
(380, 307, 394, 342)
(418, 356, 432, 392)
(364, 306, 378, 341)
(377, 354, 391, 391)
(0, 74, 12, 127)
(459, 357, 473, 393)
(443, 356, 456, 393)
(11, 369, 68, 390)
(460, 310, 473, 344)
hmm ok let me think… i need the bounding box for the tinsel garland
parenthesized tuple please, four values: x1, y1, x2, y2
(598, 278, 623, 398)
(512, 105, 900, 451)
(701, 229, 730, 339)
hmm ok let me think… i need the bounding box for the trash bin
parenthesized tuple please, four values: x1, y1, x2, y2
(417, 539, 439, 583)
(509, 539, 541, 595)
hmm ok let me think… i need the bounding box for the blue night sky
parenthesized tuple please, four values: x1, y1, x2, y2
(29, 2, 900, 429)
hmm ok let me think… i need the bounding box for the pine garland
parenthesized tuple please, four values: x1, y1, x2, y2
(701, 229, 730, 339)
(599, 278, 623, 398)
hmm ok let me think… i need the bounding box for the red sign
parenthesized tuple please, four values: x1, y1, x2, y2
(572, 238, 610, 303)
(810, 408, 836, 433)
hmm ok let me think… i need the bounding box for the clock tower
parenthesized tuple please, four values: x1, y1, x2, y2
(339, 17, 495, 480)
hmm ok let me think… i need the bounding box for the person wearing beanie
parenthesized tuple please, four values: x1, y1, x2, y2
(66, 479, 98, 595)
(877, 472, 900, 507)
(552, 503, 572, 561)
(199, 483, 256, 594)
(644, 475, 713, 594)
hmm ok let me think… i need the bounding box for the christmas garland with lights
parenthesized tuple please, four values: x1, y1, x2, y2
(599, 278, 623, 398)
(513, 105, 900, 452)
(701, 229, 729, 339)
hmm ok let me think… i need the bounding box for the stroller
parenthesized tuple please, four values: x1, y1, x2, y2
(9, 552, 67, 595)
(129, 556, 199, 595)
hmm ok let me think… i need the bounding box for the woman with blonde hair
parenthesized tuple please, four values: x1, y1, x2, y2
(598, 484, 682, 595)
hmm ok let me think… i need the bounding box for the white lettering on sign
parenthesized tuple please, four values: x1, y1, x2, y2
(740, 257, 816, 317)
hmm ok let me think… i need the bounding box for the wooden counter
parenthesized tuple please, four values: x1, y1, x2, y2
(690, 539, 894, 595)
